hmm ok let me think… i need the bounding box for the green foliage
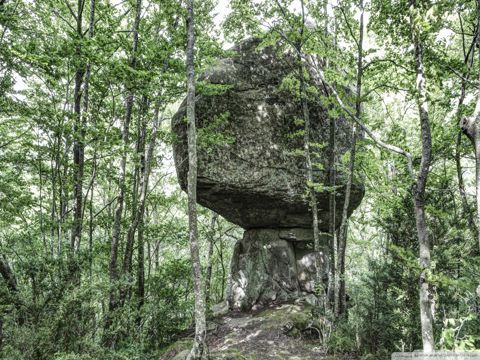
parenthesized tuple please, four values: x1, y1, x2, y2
(327, 319, 357, 355)
(2, 0, 480, 358)
(197, 112, 235, 153)
(439, 315, 479, 351)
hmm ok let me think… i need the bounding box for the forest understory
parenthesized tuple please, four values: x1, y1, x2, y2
(1, 0, 480, 359)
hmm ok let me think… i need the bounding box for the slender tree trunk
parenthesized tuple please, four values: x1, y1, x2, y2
(105, 0, 142, 347)
(457, 0, 480, 251)
(219, 236, 226, 301)
(38, 134, 46, 252)
(301, 69, 325, 307)
(335, 0, 363, 318)
(455, 132, 478, 241)
(50, 146, 57, 257)
(474, 0, 480, 254)
(71, 0, 85, 257)
(461, 103, 480, 253)
(89, 172, 95, 279)
(0, 255, 23, 325)
(205, 212, 218, 309)
(326, 92, 337, 313)
(123, 97, 148, 277)
(123, 99, 156, 280)
(325, 2, 336, 310)
(335, 125, 356, 317)
(135, 99, 161, 325)
(298, 0, 326, 311)
(186, 0, 208, 358)
(475, 122, 480, 252)
(411, 5, 434, 350)
(85, 0, 96, 281)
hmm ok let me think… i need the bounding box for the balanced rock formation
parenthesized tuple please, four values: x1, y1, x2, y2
(172, 38, 364, 310)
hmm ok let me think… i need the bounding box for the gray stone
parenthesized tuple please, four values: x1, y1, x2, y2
(392, 352, 480, 360)
(211, 301, 229, 317)
(172, 38, 364, 230)
(295, 244, 328, 293)
(172, 39, 365, 310)
(228, 228, 328, 310)
(279, 228, 315, 242)
(171, 349, 189, 360)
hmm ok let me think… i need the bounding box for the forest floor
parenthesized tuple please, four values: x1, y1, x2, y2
(158, 302, 341, 360)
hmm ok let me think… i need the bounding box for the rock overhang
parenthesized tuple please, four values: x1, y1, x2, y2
(172, 38, 364, 231)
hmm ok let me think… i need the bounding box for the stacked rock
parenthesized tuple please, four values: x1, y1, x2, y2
(172, 38, 364, 310)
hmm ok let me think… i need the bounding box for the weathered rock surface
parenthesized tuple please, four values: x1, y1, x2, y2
(172, 38, 365, 310)
(172, 38, 364, 230)
(228, 228, 329, 310)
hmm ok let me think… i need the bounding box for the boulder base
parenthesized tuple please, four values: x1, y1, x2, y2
(228, 228, 329, 310)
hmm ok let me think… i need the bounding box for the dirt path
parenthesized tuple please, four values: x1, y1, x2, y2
(159, 303, 334, 360)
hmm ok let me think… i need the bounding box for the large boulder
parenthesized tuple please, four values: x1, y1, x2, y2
(172, 38, 364, 231)
(172, 39, 365, 309)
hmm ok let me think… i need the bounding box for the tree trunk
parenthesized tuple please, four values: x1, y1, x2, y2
(455, 131, 478, 241)
(71, 0, 85, 257)
(123, 97, 148, 277)
(335, 0, 363, 318)
(459, 0, 480, 242)
(299, 0, 326, 312)
(336, 124, 357, 317)
(411, 6, 434, 350)
(327, 101, 336, 314)
(205, 212, 218, 309)
(186, 0, 208, 358)
(85, 0, 96, 281)
(0, 255, 24, 325)
(105, 0, 142, 348)
(326, 6, 337, 309)
(134, 99, 161, 325)
(461, 107, 480, 253)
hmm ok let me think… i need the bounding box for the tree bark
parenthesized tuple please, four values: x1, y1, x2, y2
(105, 0, 142, 348)
(454, 3, 479, 249)
(461, 104, 480, 253)
(335, 123, 357, 317)
(85, 0, 96, 281)
(299, 0, 326, 312)
(455, 131, 478, 241)
(123, 97, 148, 277)
(71, 0, 86, 256)
(186, 0, 208, 358)
(134, 99, 161, 325)
(0, 255, 23, 325)
(335, 0, 363, 318)
(327, 112, 336, 313)
(411, 3, 434, 350)
(205, 212, 218, 309)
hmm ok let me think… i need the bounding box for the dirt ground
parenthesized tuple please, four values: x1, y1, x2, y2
(158, 303, 338, 360)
